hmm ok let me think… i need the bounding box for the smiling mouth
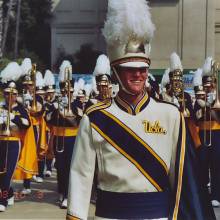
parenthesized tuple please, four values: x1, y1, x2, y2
(129, 80, 142, 84)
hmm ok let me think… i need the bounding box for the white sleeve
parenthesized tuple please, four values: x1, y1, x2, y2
(67, 114, 96, 220)
(169, 111, 181, 189)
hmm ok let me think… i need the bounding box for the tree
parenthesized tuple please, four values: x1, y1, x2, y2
(2, 0, 53, 67)
(0, 0, 3, 57)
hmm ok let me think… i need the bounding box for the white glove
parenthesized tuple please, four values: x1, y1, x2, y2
(173, 96, 180, 108)
(197, 99, 206, 108)
(1, 109, 8, 118)
(53, 102, 59, 109)
(61, 96, 68, 107)
(206, 92, 215, 106)
(0, 116, 4, 124)
(10, 113, 15, 120)
(23, 93, 33, 102)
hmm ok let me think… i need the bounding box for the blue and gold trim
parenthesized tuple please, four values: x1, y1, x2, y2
(115, 92, 150, 115)
(172, 113, 186, 220)
(86, 100, 112, 115)
(89, 109, 169, 191)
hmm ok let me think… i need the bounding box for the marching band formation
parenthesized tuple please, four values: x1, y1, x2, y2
(0, 0, 220, 219)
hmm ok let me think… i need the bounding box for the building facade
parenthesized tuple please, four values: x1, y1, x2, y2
(51, 0, 219, 72)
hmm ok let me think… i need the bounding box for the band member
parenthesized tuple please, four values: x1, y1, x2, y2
(195, 57, 220, 207)
(0, 63, 30, 212)
(46, 61, 81, 209)
(146, 73, 160, 99)
(161, 68, 172, 102)
(85, 54, 112, 110)
(43, 70, 56, 177)
(67, 0, 214, 219)
(21, 63, 45, 192)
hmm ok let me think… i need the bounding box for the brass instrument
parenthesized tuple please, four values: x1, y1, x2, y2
(29, 64, 39, 116)
(212, 61, 220, 109)
(203, 60, 220, 146)
(0, 87, 13, 174)
(203, 94, 212, 147)
(62, 67, 75, 118)
(55, 94, 64, 153)
(171, 72, 190, 117)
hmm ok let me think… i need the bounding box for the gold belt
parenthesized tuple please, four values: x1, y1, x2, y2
(198, 121, 220, 130)
(52, 126, 78, 137)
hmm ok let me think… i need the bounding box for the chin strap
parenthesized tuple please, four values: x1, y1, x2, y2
(112, 66, 136, 96)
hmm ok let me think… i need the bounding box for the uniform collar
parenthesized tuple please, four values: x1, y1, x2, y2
(115, 92, 150, 115)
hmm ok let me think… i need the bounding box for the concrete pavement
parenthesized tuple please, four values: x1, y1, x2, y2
(1, 171, 220, 220)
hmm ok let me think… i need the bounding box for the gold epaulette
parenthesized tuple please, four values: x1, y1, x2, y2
(85, 100, 112, 115)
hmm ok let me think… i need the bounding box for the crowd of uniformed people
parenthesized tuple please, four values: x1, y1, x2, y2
(0, 0, 220, 219)
(0, 52, 219, 216)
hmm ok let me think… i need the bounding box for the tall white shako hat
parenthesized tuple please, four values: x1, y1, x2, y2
(59, 60, 73, 92)
(202, 57, 213, 87)
(193, 68, 205, 95)
(0, 62, 23, 94)
(169, 52, 183, 80)
(161, 68, 170, 90)
(103, 0, 155, 94)
(21, 58, 33, 85)
(36, 71, 45, 95)
(44, 70, 55, 93)
(76, 78, 85, 97)
(93, 54, 111, 86)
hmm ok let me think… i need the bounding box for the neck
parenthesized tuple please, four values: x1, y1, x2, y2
(118, 90, 145, 106)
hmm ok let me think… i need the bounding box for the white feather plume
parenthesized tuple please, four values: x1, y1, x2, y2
(36, 71, 45, 87)
(0, 62, 23, 83)
(21, 58, 32, 76)
(161, 68, 170, 88)
(59, 60, 72, 82)
(73, 81, 79, 96)
(77, 78, 85, 90)
(93, 54, 111, 76)
(103, 0, 155, 46)
(44, 70, 55, 86)
(170, 52, 183, 72)
(84, 84, 93, 96)
(193, 68, 203, 87)
(202, 57, 212, 76)
(91, 77, 98, 93)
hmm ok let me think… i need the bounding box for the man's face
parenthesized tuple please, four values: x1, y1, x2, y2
(24, 84, 34, 94)
(117, 67, 148, 95)
(4, 92, 17, 104)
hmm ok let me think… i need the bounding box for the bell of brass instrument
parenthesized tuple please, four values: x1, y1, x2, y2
(211, 61, 220, 110)
(63, 67, 75, 118)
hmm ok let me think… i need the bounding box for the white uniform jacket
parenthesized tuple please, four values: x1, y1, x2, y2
(67, 93, 186, 220)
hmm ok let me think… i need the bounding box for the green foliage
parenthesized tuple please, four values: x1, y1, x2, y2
(54, 44, 102, 74)
(2, 0, 53, 67)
